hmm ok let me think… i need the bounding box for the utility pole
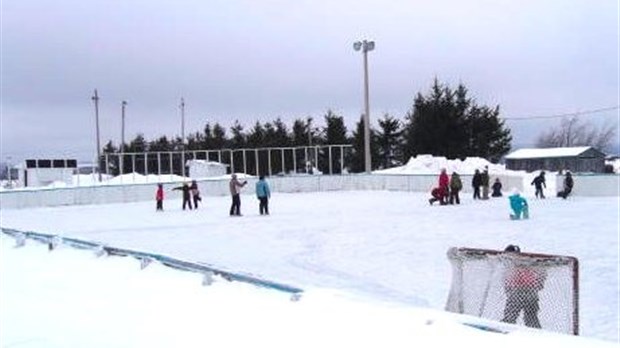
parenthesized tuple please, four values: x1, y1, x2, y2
(180, 98, 186, 177)
(91, 89, 102, 182)
(120, 100, 127, 175)
(121, 100, 127, 151)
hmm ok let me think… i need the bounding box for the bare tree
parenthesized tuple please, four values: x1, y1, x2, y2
(536, 116, 617, 152)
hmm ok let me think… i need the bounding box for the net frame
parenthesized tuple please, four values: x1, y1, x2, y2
(446, 247, 579, 335)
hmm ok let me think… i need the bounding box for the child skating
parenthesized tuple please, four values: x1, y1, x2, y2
(508, 188, 529, 220)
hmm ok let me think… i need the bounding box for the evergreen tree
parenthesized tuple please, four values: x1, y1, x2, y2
(247, 121, 266, 148)
(323, 110, 348, 144)
(148, 136, 173, 173)
(350, 116, 380, 172)
(212, 123, 227, 149)
(230, 120, 246, 149)
(149, 136, 172, 152)
(127, 134, 147, 153)
(377, 113, 403, 168)
(322, 110, 348, 174)
(291, 118, 310, 147)
(349, 117, 365, 173)
(186, 132, 203, 151)
(102, 141, 119, 175)
(229, 120, 246, 174)
(291, 117, 315, 173)
(402, 79, 511, 162)
(466, 105, 512, 162)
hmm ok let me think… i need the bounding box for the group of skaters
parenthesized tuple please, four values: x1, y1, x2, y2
(429, 166, 503, 206)
(428, 167, 575, 220)
(155, 174, 271, 216)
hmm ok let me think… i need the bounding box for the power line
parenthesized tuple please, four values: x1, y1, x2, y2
(503, 106, 619, 121)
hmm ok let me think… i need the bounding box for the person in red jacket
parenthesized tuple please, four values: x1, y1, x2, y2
(438, 168, 450, 204)
(428, 187, 447, 206)
(155, 183, 164, 211)
(501, 245, 546, 328)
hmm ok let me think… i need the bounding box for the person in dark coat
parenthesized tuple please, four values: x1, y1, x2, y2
(491, 178, 503, 197)
(449, 172, 462, 205)
(557, 171, 574, 199)
(531, 171, 546, 199)
(472, 169, 482, 200)
(155, 183, 164, 211)
(189, 180, 202, 209)
(173, 182, 193, 210)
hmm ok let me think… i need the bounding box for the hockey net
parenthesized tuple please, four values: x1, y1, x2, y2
(445, 247, 579, 335)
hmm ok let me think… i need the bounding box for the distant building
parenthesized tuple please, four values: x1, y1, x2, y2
(17, 159, 78, 187)
(505, 146, 606, 173)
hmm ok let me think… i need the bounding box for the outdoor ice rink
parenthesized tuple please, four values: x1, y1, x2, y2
(1, 190, 618, 342)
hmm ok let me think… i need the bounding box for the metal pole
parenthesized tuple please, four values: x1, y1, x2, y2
(121, 100, 127, 151)
(180, 98, 186, 177)
(354, 40, 374, 174)
(362, 47, 371, 174)
(121, 100, 127, 175)
(91, 89, 102, 182)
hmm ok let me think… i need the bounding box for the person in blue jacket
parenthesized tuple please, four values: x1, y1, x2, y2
(255, 175, 271, 215)
(509, 188, 529, 220)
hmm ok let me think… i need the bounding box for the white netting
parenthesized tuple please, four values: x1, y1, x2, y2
(446, 247, 578, 335)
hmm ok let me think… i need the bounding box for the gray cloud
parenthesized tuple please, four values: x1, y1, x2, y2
(1, 0, 618, 162)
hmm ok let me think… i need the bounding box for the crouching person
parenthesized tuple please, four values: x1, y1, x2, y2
(509, 189, 529, 220)
(429, 187, 447, 206)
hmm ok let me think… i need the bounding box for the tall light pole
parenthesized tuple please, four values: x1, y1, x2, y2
(91, 89, 102, 182)
(353, 39, 375, 174)
(120, 100, 127, 175)
(121, 100, 127, 151)
(180, 97, 186, 177)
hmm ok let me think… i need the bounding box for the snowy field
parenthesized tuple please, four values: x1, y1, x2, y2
(1, 190, 618, 345)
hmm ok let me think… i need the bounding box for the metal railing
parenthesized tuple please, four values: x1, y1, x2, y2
(1, 228, 303, 298)
(102, 145, 353, 178)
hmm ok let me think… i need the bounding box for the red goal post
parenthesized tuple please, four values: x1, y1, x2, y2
(445, 247, 579, 335)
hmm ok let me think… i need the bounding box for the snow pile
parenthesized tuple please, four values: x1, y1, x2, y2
(1, 234, 616, 347)
(375, 155, 514, 175)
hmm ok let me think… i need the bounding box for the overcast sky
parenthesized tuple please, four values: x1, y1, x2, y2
(1, 0, 618, 162)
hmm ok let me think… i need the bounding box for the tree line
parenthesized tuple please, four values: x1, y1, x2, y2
(102, 79, 513, 173)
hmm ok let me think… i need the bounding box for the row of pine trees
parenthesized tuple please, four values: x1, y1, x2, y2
(102, 80, 512, 174)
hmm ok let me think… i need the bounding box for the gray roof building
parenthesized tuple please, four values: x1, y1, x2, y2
(505, 146, 606, 173)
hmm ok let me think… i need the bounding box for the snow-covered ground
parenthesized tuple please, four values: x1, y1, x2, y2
(1, 189, 618, 346)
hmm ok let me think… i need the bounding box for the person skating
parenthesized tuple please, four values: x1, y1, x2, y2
(472, 169, 482, 200)
(531, 171, 546, 199)
(155, 183, 164, 211)
(255, 175, 271, 215)
(491, 178, 503, 197)
(173, 182, 193, 210)
(501, 244, 546, 329)
(449, 171, 462, 205)
(481, 166, 490, 200)
(508, 188, 529, 220)
(429, 187, 447, 206)
(189, 180, 202, 209)
(557, 171, 574, 199)
(229, 174, 247, 216)
(438, 168, 450, 205)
